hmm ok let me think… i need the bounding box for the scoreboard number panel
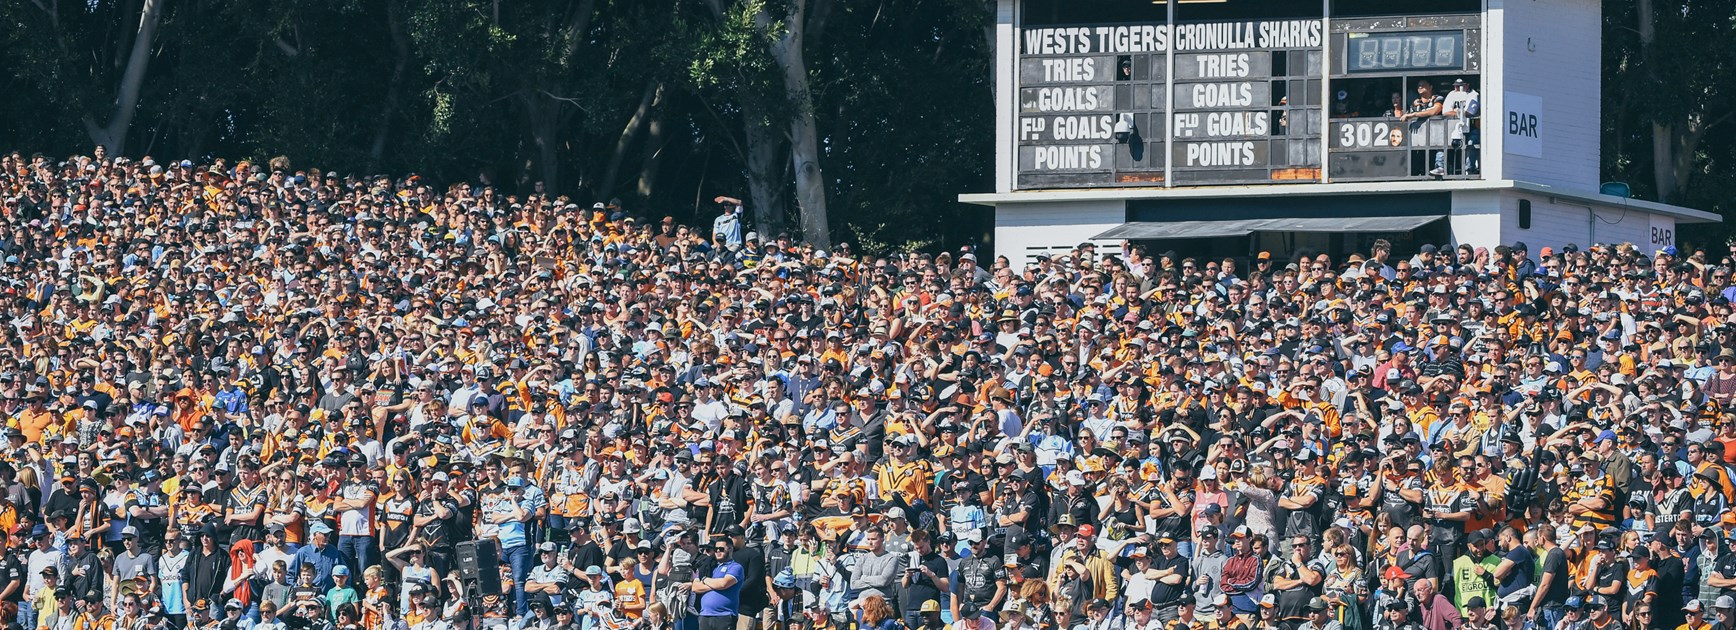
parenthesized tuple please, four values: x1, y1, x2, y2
(1345, 31, 1465, 73)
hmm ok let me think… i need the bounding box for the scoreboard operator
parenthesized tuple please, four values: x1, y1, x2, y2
(1398, 79, 1444, 177)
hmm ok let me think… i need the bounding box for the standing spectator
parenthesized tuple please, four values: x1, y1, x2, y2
(692, 537, 743, 630)
(712, 198, 744, 249)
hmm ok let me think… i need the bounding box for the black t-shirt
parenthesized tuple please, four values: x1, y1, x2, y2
(1713, 552, 1736, 599)
(1593, 557, 1627, 605)
(1653, 555, 1686, 626)
(733, 547, 769, 614)
(415, 497, 458, 549)
(707, 475, 749, 535)
(1146, 486, 1195, 542)
(1540, 547, 1571, 605)
(957, 555, 1005, 605)
(1408, 94, 1444, 118)
(1273, 557, 1325, 621)
(44, 487, 79, 519)
(570, 541, 605, 575)
(451, 488, 477, 542)
(993, 491, 1038, 534)
(1149, 554, 1191, 606)
(900, 552, 949, 617)
(604, 539, 636, 566)
(0, 552, 22, 602)
(124, 488, 168, 549)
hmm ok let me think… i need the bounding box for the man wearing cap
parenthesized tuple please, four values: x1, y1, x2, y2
(1191, 526, 1228, 618)
(1581, 594, 1623, 630)
(1441, 521, 1490, 606)
(123, 469, 170, 556)
(1299, 597, 1339, 630)
(335, 453, 380, 580)
(525, 542, 570, 607)
(692, 535, 745, 630)
(113, 526, 157, 602)
(1147, 536, 1192, 623)
(1372, 597, 1421, 630)
(1071, 525, 1120, 606)
(1565, 452, 1619, 532)
(413, 470, 461, 576)
(1673, 599, 1712, 630)
(1279, 450, 1328, 548)
(61, 535, 101, 604)
(953, 530, 1006, 623)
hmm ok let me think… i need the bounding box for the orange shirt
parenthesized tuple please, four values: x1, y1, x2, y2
(613, 579, 647, 618)
(18, 408, 54, 444)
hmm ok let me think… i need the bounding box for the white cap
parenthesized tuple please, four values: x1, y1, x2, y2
(1198, 466, 1218, 481)
(1065, 470, 1087, 486)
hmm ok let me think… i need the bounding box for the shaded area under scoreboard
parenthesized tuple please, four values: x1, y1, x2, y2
(1094, 214, 1443, 240)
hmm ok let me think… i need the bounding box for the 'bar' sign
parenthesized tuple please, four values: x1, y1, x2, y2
(1504, 92, 1543, 158)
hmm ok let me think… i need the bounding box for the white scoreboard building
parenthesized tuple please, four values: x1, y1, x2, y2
(962, 0, 1717, 266)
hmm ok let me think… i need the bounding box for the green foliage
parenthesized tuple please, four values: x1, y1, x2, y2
(0, 0, 992, 247)
(1601, 0, 1736, 247)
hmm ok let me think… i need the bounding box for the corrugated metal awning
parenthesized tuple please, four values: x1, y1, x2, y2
(1092, 215, 1444, 240)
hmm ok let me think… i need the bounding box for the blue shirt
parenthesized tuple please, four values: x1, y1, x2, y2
(214, 387, 249, 415)
(713, 211, 743, 248)
(697, 560, 745, 617)
(288, 543, 345, 591)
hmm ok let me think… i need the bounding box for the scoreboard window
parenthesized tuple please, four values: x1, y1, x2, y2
(1023, 0, 1158, 27)
(1332, 0, 1479, 18)
(1174, 0, 1322, 21)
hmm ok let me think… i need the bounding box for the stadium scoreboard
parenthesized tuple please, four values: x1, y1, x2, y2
(1014, 1, 1482, 190)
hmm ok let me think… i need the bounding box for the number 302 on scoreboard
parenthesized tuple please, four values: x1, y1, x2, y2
(1337, 120, 1405, 149)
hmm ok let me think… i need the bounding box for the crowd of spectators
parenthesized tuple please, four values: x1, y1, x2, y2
(0, 149, 1734, 630)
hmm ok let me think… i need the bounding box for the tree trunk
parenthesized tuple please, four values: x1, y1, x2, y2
(370, 0, 411, 166)
(600, 82, 661, 201)
(743, 115, 785, 237)
(635, 102, 670, 199)
(984, 0, 997, 95)
(1635, 0, 1678, 201)
(523, 93, 562, 193)
(83, 0, 163, 154)
(763, 0, 830, 247)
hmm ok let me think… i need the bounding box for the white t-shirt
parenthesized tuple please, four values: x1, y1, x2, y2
(1442, 90, 1476, 139)
(691, 399, 729, 432)
(338, 480, 377, 536)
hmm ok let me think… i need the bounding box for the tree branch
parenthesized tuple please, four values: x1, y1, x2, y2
(272, 34, 300, 57)
(539, 90, 592, 113)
